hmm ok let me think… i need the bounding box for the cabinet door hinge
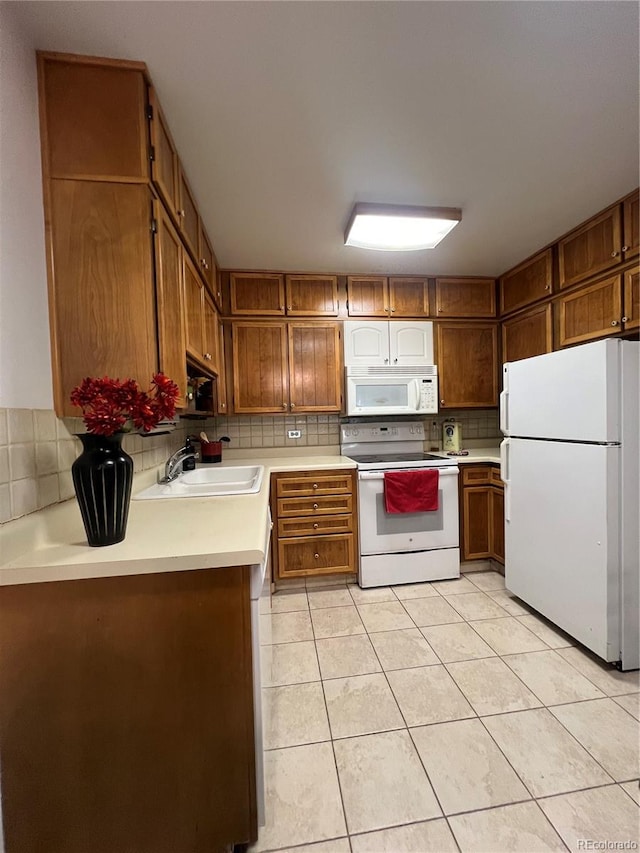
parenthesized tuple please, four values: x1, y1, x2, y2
(149, 145, 155, 162)
(150, 218, 158, 234)
(146, 104, 154, 120)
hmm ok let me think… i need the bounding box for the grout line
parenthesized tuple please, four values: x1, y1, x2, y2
(260, 574, 635, 850)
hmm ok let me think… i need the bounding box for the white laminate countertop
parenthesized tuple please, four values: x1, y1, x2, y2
(0, 453, 356, 587)
(431, 448, 501, 465)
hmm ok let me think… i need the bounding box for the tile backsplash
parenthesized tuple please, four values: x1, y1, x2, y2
(211, 414, 341, 449)
(0, 408, 190, 523)
(1, 407, 500, 523)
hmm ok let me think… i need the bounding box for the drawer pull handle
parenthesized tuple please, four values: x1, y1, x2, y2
(314, 553, 319, 559)
(312, 483, 319, 489)
(313, 503, 319, 509)
(313, 523, 319, 529)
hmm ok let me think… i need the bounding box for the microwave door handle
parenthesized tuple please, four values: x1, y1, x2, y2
(410, 379, 420, 411)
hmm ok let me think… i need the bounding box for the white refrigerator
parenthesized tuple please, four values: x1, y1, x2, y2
(500, 339, 639, 671)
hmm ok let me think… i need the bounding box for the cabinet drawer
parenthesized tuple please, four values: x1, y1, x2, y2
(275, 471, 353, 498)
(462, 465, 492, 486)
(278, 514, 353, 538)
(277, 534, 355, 578)
(490, 466, 503, 487)
(278, 494, 353, 518)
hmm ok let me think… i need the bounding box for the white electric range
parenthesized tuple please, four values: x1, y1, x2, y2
(341, 421, 460, 588)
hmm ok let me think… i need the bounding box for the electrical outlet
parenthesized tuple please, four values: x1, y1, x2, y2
(287, 429, 302, 439)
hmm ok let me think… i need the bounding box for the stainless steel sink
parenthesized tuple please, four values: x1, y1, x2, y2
(134, 465, 264, 500)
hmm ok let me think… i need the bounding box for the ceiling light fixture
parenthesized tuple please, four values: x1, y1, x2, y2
(344, 203, 462, 251)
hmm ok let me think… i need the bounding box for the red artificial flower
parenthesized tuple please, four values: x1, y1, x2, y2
(70, 373, 180, 436)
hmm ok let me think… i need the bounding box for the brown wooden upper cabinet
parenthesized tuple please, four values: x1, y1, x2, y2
(184, 253, 205, 363)
(38, 54, 149, 182)
(347, 276, 430, 317)
(501, 304, 552, 364)
(499, 249, 553, 315)
(558, 206, 622, 290)
(435, 278, 496, 318)
(284, 275, 339, 316)
(230, 322, 342, 414)
(202, 292, 220, 375)
(177, 166, 200, 261)
(288, 323, 342, 412)
(230, 273, 286, 315)
(231, 322, 289, 412)
(557, 273, 623, 347)
(153, 201, 187, 407)
(436, 323, 499, 408)
(623, 191, 640, 260)
(347, 277, 389, 316)
(388, 278, 430, 316)
(198, 223, 222, 309)
(148, 88, 179, 215)
(49, 180, 158, 416)
(623, 265, 640, 331)
(216, 316, 228, 413)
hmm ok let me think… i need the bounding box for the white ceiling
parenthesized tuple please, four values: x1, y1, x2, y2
(7, 1, 640, 277)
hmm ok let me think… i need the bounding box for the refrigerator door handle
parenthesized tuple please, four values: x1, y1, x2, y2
(500, 438, 511, 522)
(500, 389, 509, 434)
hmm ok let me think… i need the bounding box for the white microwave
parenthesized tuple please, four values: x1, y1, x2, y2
(345, 366, 438, 416)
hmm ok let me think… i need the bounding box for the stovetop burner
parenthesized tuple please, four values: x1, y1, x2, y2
(348, 452, 446, 464)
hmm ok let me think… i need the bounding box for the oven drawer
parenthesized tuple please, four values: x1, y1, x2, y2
(278, 494, 353, 517)
(278, 514, 353, 538)
(277, 534, 356, 578)
(275, 471, 353, 498)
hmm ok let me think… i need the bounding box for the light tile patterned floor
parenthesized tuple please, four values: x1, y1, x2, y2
(253, 571, 640, 853)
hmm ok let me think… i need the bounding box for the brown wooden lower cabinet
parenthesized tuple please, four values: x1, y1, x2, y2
(278, 533, 355, 578)
(271, 469, 358, 579)
(0, 567, 257, 853)
(461, 464, 504, 564)
(462, 486, 492, 559)
(491, 486, 505, 564)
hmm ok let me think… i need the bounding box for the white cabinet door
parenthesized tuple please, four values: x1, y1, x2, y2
(343, 321, 390, 366)
(389, 322, 434, 366)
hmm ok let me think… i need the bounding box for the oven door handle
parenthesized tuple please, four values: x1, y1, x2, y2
(359, 468, 459, 480)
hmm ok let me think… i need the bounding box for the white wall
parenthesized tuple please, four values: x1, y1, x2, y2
(0, 4, 53, 409)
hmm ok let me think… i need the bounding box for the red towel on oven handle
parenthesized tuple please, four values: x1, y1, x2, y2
(383, 469, 440, 514)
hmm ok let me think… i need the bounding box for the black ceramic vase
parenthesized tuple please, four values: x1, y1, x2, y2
(72, 433, 134, 547)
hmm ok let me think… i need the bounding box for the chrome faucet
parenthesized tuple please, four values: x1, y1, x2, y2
(160, 443, 197, 484)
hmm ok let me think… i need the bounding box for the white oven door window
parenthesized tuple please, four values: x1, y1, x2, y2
(358, 468, 459, 555)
